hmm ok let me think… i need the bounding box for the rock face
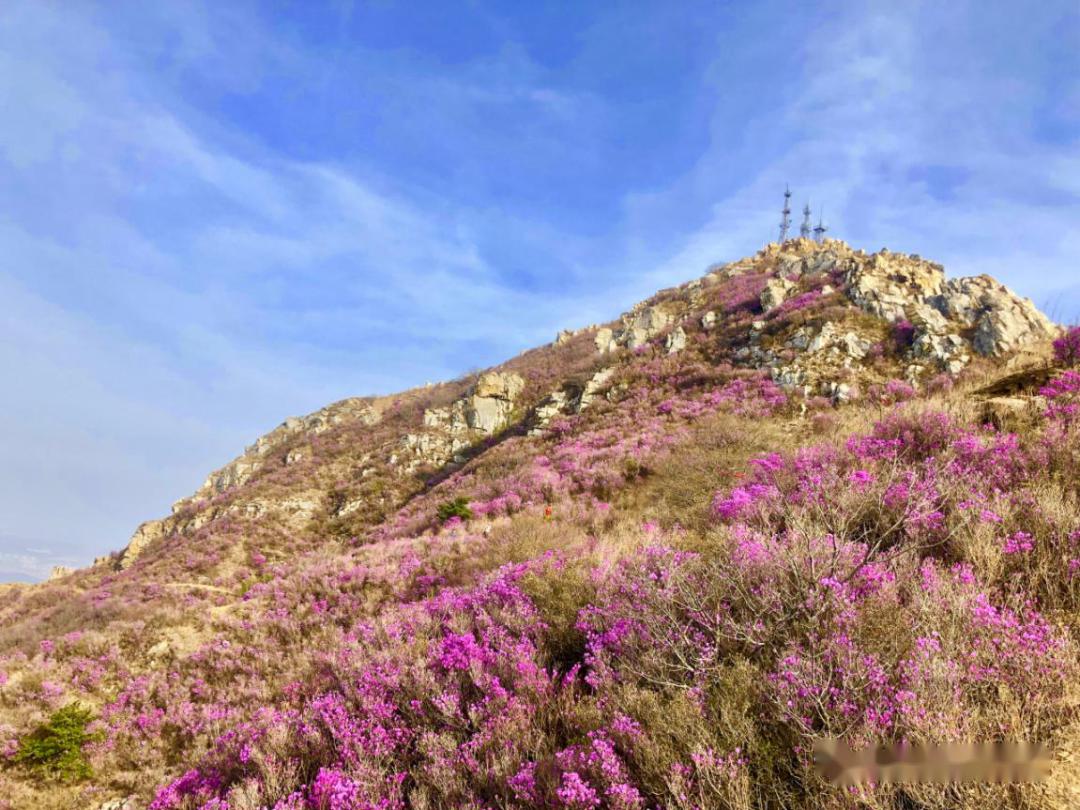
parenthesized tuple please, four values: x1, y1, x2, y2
(844, 252, 1057, 357)
(760, 278, 795, 313)
(936, 276, 1057, 356)
(175, 398, 381, 513)
(665, 326, 687, 354)
(844, 251, 945, 322)
(529, 390, 571, 435)
(114, 398, 384, 568)
(118, 518, 171, 568)
(399, 372, 527, 468)
(576, 367, 615, 411)
(596, 304, 675, 353)
(465, 372, 524, 433)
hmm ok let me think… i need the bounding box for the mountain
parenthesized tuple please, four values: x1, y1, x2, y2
(2, 238, 1079, 810)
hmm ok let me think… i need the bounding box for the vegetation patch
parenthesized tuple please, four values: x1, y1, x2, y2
(13, 703, 97, 782)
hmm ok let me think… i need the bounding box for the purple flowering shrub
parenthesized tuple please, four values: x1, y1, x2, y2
(1052, 326, 1080, 367)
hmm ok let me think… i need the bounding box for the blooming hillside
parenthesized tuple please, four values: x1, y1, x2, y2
(2, 239, 1079, 809)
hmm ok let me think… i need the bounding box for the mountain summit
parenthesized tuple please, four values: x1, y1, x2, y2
(114, 239, 1057, 571)
(4, 240, 1080, 809)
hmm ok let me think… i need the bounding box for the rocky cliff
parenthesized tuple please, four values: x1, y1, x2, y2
(110, 238, 1058, 570)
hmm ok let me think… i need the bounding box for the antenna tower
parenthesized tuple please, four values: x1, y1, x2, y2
(778, 185, 792, 243)
(813, 208, 828, 243)
(800, 203, 812, 239)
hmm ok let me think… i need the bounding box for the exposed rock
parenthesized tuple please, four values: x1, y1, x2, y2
(465, 371, 525, 434)
(402, 432, 465, 466)
(933, 275, 1058, 357)
(844, 252, 945, 322)
(772, 366, 806, 390)
(700, 311, 717, 330)
(665, 326, 687, 354)
(472, 371, 525, 401)
(980, 396, 1036, 430)
(787, 328, 812, 351)
(842, 251, 1057, 357)
(465, 398, 512, 433)
(576, 367, 615, 412)
(119, 519, 171, 569)
(777, 253, 803, 277)
(594, 327, 616, 354)
(595, 305, 677, 353)
(804, 250, 842, 275)
(623, 305, 673, 349)
(910, 302, 950, 334)
(823, 381, 856, 403)
(806, 322, 871, 359)
(555, 329, 574, 345)
(760, 278, 795, 313)
(423, 400, 468, 432)
(529, 390, 571, 435)
(911, 331, 969, 372)
(174, 398, 381, 513)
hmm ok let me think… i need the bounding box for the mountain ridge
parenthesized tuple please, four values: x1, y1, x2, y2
(4, 237, 1079, 810)
(107, 238, 1058, 572)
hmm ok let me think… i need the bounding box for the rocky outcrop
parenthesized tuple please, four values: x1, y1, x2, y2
(804, 322, 872, 360)
(844, 250, 946, 322)
(398, 372, 527, 466)
(843, 250, 1057, 357)
(596, 304, 676, 353)
(576, 367, 615, 412)
(118, 518, 171, 568)
(665, 326, 687, 354)
(935, 276, 1057, 356)
(174, 398, 381, 513)
(110, 239, 1060, 578)
(760, 278, 795, 313)
(528, 390, 571, 435)
(466, 372, 524, 433)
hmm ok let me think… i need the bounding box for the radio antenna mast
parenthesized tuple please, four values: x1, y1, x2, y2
(778, 185, 792, 243)
(813, 207, 828, 243)
(800, 203, 812, 240)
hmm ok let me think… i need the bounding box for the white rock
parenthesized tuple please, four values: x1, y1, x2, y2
(665, 326, 687, 354)
(760, 278, 795, 313)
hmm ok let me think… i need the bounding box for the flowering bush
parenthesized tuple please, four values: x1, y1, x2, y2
(1052, 325, 1080, 366)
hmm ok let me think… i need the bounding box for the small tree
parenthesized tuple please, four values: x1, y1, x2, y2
(436, 497, 473, 523)
(14, 703, 98, 782)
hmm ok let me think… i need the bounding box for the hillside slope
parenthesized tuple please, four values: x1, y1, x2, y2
(2, 239, 1079, 810)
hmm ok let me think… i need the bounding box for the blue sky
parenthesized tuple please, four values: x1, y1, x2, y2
(1, 1, 1078, 580)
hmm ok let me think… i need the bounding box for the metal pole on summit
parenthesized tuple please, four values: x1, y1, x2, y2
(778, 185, 792, 243)
(814, 208, 828, 243)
